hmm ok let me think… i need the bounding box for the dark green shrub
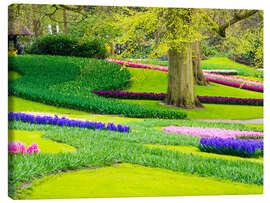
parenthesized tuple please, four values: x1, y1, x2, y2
(73, 40, 107, 59)
(29, 34, 107, 59)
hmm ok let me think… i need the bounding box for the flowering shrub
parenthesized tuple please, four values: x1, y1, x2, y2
(204, 72, 263, 86)
(205, 77, 263, 92)
(8, 141, 40, 155)
(162, 126, 263, 139)
(93, 91, 263, 106)
(199, 137, 263, 157)
(8, 112, 131, 133)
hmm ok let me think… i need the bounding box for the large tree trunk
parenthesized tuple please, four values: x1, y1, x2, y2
(166, 42, 202, 109)
(192, 40, 209, 86)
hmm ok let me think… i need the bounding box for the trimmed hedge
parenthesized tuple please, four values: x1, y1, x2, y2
(8, 55, 186, 119)
(28, 34, 107, 59)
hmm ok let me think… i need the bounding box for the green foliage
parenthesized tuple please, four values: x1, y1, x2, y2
(227, 25, 264, 69)
(28, 34, 108, 59)
(201, 43, 228, 57)
(8, 55, 186, 119)
(74, 40, 108, 59)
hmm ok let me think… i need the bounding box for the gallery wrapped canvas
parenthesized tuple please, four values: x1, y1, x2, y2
(7, 1, 264, 200)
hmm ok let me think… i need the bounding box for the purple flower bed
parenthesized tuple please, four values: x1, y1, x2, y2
(205, 77, 264, 92)
(199, 137, 264, 157)
(93, 90, 263, 106)
(8, 112, 130, 133)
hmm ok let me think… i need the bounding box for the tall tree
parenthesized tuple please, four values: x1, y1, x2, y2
(117, 7, 203, 108)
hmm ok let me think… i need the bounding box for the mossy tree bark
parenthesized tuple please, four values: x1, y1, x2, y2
(166, 42, 203, 109)
(192, 40, 209, 86)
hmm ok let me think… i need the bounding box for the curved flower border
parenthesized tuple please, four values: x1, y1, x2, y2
(8, 112, 130, 133)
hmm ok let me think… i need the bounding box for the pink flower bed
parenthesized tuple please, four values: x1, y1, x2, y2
(204, 72, 264, 86)
(106, 59, 239, 74)
(162, 126, 263, 139)
(8, 141, 40, 155)
(106, 59, 168, 72)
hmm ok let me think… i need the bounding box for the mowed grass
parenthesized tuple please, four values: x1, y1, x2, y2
(8, 96, 141, 125)
(8, 96, 91, 115)
(145, 144, 263, 164)
(8, 130, 76, 153)
(125, 68, 263, 99)
(16, 163, 263, 199)
(120, 99, 263, 120)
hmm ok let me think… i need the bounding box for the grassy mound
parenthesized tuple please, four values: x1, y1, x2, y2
(8, 55, 186, 119)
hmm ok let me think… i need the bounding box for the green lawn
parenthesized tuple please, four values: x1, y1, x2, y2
(8, 96, 141, 125)
(120, 100, 263, 119)
(16, 163, 262, 199)
(8, 130, 76, 154)
(125, 68, 263, 99)
(8, 96, 91, 116)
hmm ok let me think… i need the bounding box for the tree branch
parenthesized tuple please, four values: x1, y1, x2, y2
(218, 10, 258, 37)
(204, 10, 258, 38)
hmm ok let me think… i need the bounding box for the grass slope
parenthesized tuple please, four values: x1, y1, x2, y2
(16, 163, 263, 199)
(8, 55, 186, 119)
(126, 68, 263, 99)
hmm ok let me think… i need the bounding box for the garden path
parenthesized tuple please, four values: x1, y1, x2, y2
(194, 118, 263, 124)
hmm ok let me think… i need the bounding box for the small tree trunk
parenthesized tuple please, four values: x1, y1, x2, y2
(166, 42, 202, 109)
(192, 40, 209, 86)
(109, 42, 114, 56)
(63, 9, 68, 34)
